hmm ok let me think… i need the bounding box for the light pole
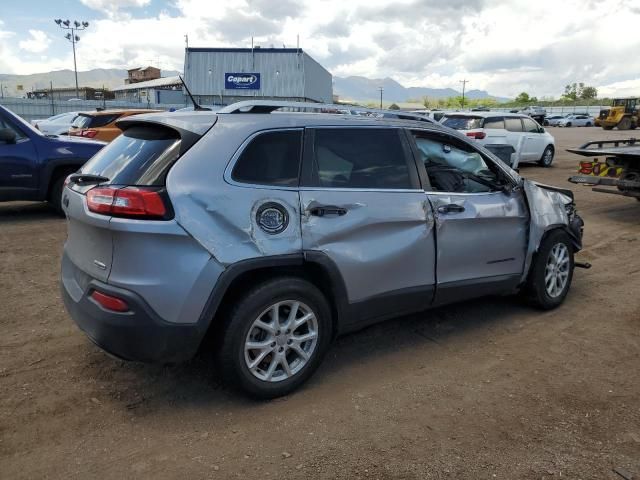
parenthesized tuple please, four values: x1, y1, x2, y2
(54, 19, 89, 99)
(378, 87, 383, 109)
(459, 79, 468, 110)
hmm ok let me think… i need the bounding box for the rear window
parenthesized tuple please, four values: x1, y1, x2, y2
(232, 130, 302, 187)
(482, 117, 505, 129)
(505, 117, 523, 132)
(73, 113, 121, 129)
(441, 115, 483, 130)
(80, 126, 181, 185)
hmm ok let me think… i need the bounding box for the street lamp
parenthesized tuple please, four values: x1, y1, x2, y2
(378, 86, 383, 109)
(54, 19, 90, 99)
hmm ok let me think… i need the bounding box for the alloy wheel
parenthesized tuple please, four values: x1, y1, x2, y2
(544, 243, 570, 298)
(244, 300, 319, 382)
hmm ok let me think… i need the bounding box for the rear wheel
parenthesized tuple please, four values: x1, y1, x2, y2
(565, 122, 572, 127)
(538, 145, 554, 167)
(524, 230, 574, 310)
(48, 173, 71, 216)
(603, 126, 614, 130)
(585, 122, 592, 127)
(618, 117, 632, 130)
(217, 277, 332, 398)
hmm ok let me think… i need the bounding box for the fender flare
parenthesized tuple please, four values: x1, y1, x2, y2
(38, 157, 86, 199)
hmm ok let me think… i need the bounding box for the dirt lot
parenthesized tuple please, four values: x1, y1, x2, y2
(1, 126, 639, 479)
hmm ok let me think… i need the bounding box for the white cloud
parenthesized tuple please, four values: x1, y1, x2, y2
(80, 0, 151, 19)
(1, 0, 640, 98)
(18, 30, 50, 54)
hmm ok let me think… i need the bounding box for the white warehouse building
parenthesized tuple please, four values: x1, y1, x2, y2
(183, 47, 333, 105)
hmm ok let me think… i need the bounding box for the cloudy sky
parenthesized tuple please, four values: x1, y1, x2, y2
(1, 0, 639, 98)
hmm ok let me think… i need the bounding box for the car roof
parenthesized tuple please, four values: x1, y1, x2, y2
(118, 110, 457, 137)
(442, 111, 527, 118)
(79, 109, 162, 117)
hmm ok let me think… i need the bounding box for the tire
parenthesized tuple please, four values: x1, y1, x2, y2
(603, 126, 613, 130)
(538, 145, 554, 167)
(48, 174, 68, 217)
(217, 277, 333, 399)
(618, 117, 632, 130)
(585, 122, 592, 127)
(524, 229, 574, 310)
(565, 122, 572, 127)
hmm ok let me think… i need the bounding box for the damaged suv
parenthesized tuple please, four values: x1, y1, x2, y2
(61, 101, 584, 398)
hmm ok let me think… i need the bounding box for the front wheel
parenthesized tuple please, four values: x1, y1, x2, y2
(524, 230, 574, 310)
(538, 145, 554, 167)
(217, 277, 332, 398)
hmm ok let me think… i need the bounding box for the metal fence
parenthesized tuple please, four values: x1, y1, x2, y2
(0, 97, 189, 121)
(488, 105, 607, 116)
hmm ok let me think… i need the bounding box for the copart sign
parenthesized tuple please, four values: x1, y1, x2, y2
(225, 73, 261, 90)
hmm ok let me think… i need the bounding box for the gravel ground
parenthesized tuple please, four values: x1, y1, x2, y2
(1, 126, 639, 479)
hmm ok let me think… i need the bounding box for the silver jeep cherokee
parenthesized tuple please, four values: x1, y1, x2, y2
(61, 101, 584, 398)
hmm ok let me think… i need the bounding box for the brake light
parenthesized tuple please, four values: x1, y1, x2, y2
(91, 290, 129, 312)
(86, 186, 168, 219)
(466, 131, 487, 139)
(80, 129, 98, 138)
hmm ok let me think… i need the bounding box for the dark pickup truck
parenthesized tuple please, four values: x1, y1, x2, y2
(0, 105, 105, 214)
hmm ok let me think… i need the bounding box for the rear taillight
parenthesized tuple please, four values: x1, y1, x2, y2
(80, 129, 98, 138)
(86, 186, 168, 219)
(91, 290, 129, 312)
(466, 131, 487, 139)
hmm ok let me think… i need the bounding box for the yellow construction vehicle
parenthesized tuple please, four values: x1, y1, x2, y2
(601, 97, 639, 130)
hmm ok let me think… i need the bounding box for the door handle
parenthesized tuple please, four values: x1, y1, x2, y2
(436, 204, 465, 214)
(308, 206, 348, 217)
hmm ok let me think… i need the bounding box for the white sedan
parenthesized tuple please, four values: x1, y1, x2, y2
(32, 111, 79, 135)
(557, 114, 595, 127)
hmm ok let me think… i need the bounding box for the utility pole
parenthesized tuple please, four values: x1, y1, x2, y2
(54, 19, 90, 99)
(459, 79, 468, 110)
(0, 83, 3, 99)
(378, 86, 384, 109)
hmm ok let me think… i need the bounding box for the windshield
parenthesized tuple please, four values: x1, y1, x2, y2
(441, 115, 483, 130)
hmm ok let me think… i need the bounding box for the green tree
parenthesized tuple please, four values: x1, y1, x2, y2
(580, 85, 598, 100)
(515, 92, 531, 103)
(388, 103, 400, 110)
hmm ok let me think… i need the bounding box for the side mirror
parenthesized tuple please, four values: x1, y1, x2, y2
(538, 127, 545, 133)
(0, 127, 17, 144)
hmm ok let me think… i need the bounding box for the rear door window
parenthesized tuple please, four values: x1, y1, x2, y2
(79, 125, 181, 185)
(307, 128, 414, 189)
(482, 117, 505, 129)
(441, 116, 483, 130)
(231, 130, 302, 187)
(505, 117, 524, 132)
(522, 118, 539, 132)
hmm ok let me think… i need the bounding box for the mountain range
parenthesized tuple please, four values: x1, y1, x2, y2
(333, 76, 509, 103)
(0, 68, 509, 103)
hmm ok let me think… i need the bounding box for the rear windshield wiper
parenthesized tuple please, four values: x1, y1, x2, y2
(67, 173, 110, 185)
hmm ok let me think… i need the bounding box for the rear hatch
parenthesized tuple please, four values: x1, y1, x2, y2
(62, 122, 188, 283)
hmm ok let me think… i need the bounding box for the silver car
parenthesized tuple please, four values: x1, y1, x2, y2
(61, 101, 585, 398)
(557, 114, 595, 127)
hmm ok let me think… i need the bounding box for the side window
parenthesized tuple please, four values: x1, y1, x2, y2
(412, 132, 504, 194)
(522, 117, 539, 133)
(232, 130, 302, 187)
(89, 114, 122, 128)
(505, 117, 523, 132)
(483, 117, 505, 129)
(0, 117, 26, 140)
(310, 128, 412, 189)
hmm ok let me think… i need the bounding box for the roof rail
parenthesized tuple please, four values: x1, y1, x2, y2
(217, 100, 433, 123)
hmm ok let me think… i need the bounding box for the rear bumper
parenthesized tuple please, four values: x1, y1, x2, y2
(61, 253, 204, 363)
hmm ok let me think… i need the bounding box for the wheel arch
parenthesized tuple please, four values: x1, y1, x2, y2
(199, 252, 348, 344)
(39, 158, 85, 200)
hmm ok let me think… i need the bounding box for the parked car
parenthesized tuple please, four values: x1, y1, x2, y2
(32, 111, 79, 135)
(557, 114, 595, 127)
(0, 105, 105, 213)
(519, 105, 546, 124)
(544, 114, 566, 127)
(68, 109, 162, 142)
(60, 101, 585, 398)
(441, 112, 556, 168)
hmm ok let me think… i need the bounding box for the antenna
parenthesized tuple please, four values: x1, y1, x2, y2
(179, 75, 211, 111)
